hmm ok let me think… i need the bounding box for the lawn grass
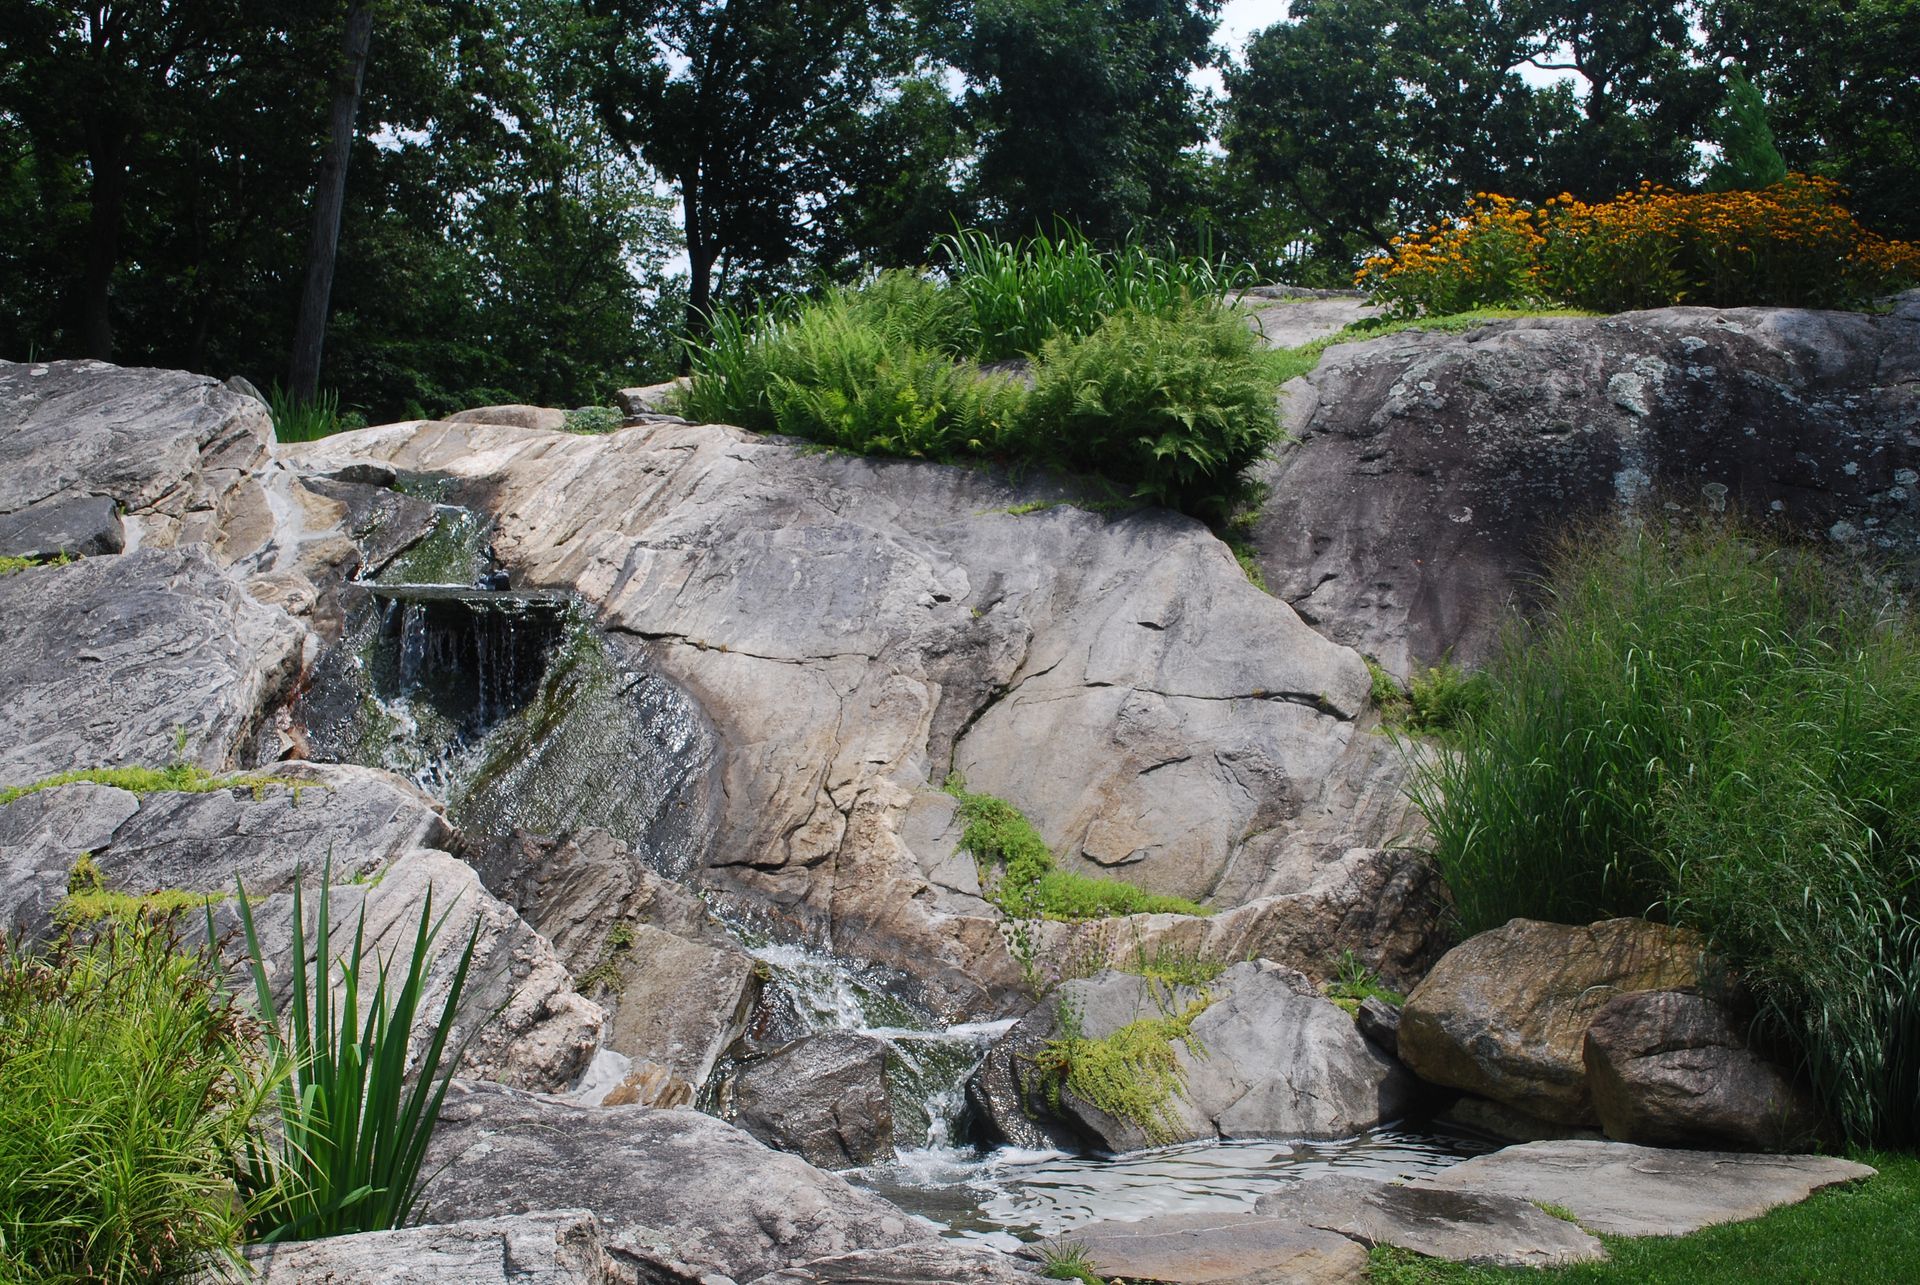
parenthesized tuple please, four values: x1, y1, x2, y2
(1367, 1150, 1918, 1283)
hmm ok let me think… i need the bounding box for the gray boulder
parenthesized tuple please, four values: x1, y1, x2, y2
(230, 1210, 622, 1284)
(728, 1030, 897, 1168)
(1416, 1139, 1876, 1237)
(0, 547, 307, 782)
(971, 961, 1415, 1153)
(446, 404, 569, 432)
(1583, 989, 1825, 1150)
(1251, 297, 1920, 677)
(1398, 918, 1707, 1125)
(0, 493, 122, 560)
(420, 1080, 1031, 1283)
(1253, 1175, 1605, 1268)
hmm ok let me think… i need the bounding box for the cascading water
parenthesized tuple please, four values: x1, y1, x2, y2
(294, 475, 717, 874)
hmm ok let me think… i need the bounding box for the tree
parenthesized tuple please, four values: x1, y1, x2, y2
(1705, 70, 1787, 191)
(591, 0, 918, 328)
(289, 0, 376, 401)
(958, 0, 1220, 244)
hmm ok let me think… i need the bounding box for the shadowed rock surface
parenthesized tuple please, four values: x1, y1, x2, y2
(1252, 296, 1920, 676)
(1253, 1174, 1606, 1268)
(1415, 1139, 1876, 1237)
(1584, 989, 1825, 1151)
(231, 1210, 620, 1284)
(1399, 918, 1706, 1124)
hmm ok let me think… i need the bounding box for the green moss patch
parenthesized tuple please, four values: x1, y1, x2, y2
(0, 763, 303, 807)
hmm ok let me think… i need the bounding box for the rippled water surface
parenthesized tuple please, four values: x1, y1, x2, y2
(856, 1128, 1494, 1250)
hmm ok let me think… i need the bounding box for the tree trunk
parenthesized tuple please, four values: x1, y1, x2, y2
(288, 1, 374, 402)
(77, 126, 127, 359)
(683, 170, 715, 338)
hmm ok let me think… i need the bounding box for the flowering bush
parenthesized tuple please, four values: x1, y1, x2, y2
(1358, 176, 1920, 316)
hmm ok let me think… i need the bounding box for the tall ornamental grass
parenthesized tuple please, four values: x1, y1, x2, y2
(0, 920, 269, 1283)
(234, 872, 480, 1242)
(1411, 520, 1920, 1144)
(936, 227, 1254, 360)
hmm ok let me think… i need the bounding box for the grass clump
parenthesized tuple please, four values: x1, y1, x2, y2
(1322, 949, 1405, 1017)
(1410, 517, 1920, 1146)
(950, 784, 1207, 922)
(1363, 1150, 1914, 1283)
(55, 853, 221, 931)
(938, 226, 1253, 362)
(0, 553, 41, 576)
(0, 920, 269, 1284)
(267, 385, 355, 443)
(0, 762, 300, 807)
(1038, 1238, 1106, 1283)
(1034, 984, 1211, 1147)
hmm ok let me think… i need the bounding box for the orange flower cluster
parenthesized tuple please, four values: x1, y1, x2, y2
(1357, 176, 1920, 316)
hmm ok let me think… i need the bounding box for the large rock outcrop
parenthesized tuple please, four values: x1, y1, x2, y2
(1398, 918, 1707, 1125)
(1253, 296, 1920, 676)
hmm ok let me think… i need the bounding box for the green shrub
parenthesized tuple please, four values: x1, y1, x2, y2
(1020, 303, 1282, 523)
(0, 921, 268, 1283)
(234, 869, 480, 1241)
(1411, 519, 1920, 1145)
(1032, 984, 1211, 1146)
(562, 406, 624, 434)
(679, 284, 1024, 459)
(1321, 949, 1405, 1017)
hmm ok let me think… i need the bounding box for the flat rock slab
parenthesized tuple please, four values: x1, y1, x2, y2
(1415, 1139, 1876, 1237)
(1068, 1211, 1368, 1284)
(231, 1210, 619, 1283)
(1254, 1175, 1606, 1269)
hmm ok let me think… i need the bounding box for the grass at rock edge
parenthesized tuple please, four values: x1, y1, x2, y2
(1366, 1151, 1918, 1283)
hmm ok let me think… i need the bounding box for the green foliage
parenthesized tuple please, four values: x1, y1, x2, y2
(575, 920, 639, 995)
(1038, 1238, 1106, 1284)
(1126, 943, 1229, 989)
(1033, 984, 1211, 1146)
(1364, 1150, 1913, 1283)
(1020, 302, 1282, 523)
(234, 867, 480, 1241)
(0, 763, 298, 807)
(563, 406, 624, 434)
(268, 385, 350, 444)
(0, 921, 268, 1283)
(1367, 657, 1490, 741)
(1322, 949, 1405, 1017)
(1706, 72, 1788, 192)
(950, 785, 1208, 923)
(1410, 519, 1920, 1145)
(0, 554, 39, 576)
(937, 227, 1252, 361)
(1261, 309, 1599, 388)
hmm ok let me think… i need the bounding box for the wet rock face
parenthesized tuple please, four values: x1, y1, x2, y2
(1398, 918, 1708, 1125)
(971, 961, 1416, 1154)
(1252, 296, 1920, 677)
(1583, 989, 1825, 1151)
(287, 418, 1418, 1019)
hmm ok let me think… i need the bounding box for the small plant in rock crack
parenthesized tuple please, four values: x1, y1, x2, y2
(1038, 1236, 1107, 1282)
